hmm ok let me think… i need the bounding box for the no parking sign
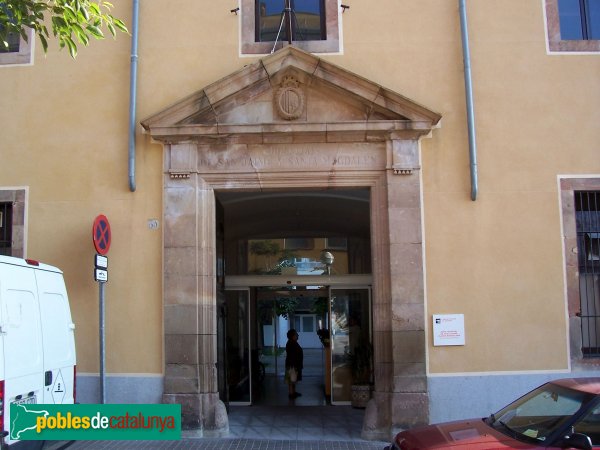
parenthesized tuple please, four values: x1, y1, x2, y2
(92, 215, 110, 282)
(92, 214, 111, 256)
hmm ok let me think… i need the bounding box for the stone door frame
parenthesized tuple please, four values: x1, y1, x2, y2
(160, 139, 427, 439)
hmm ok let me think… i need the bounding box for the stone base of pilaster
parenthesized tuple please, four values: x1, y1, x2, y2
(163, 393, 229, 437)
(361, 392, 391, 441)
(362, 389, 429, 441)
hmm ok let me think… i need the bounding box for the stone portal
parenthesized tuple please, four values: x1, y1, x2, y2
(141, 46, 441, 439)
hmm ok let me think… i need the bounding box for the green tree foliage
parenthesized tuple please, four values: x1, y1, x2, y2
(275, 297, 299, 319)
(249, 240, 281, 272)
(0, 0, 128, 57)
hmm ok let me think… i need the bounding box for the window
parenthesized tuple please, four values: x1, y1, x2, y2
(256, 0, 325, 43)
(560, 178, 600, 363)
(0, 26, 33, 65)
(325, 237, 347, 251)
(241, 0, 341, 55)
(0, 189, 26, 257)
(574, 404, 600, 445)
(284, 237, 314, 250)
(546, 0, 600, 51)
(558, 0, 600, 40)
(0, 202, 12, 256)
(294, 314, 315, 333)
(0, 30, 21, 53)
(492, 383, 594, 443)
(575, 191, 600, 356)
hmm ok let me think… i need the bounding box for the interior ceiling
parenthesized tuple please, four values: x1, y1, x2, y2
(216, 189, 370, 240)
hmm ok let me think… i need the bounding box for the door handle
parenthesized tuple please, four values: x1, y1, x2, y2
(45, 370, 52, 386)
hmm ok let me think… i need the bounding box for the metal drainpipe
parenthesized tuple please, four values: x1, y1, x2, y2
(128, 0, 140, 192)
(459, 0, 478, 201)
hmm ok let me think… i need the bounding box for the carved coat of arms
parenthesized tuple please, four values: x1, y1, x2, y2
(275, 76, 305, 120)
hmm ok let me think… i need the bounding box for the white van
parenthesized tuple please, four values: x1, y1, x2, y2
(0, 256, 76, 449)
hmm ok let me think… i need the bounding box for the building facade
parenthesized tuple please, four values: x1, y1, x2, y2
(1, 0, 600, 440)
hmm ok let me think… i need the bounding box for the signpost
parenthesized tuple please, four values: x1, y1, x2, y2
(92, 215, 111, 404)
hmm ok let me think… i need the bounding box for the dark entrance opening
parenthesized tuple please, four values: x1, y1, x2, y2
(215, 189, 373, 407)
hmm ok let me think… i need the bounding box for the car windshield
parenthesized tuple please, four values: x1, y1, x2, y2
(490, 383, 596, 443)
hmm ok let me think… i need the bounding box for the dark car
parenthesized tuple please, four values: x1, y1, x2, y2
(386, 378, 600, 449)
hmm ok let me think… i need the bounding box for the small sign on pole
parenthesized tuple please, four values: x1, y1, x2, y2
(94, 254, 108, 282)
(94, 268, 108, 282)
(92, 215, 111, 404)
(95, 254, 108, 269)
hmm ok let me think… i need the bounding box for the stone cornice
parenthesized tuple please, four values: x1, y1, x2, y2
(147, 120, 433, 144)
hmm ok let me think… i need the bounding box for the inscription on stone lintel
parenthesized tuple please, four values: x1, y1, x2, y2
(196, 145, 385, 171)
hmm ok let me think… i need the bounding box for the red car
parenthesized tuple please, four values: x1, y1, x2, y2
(386, 378, 600, 450)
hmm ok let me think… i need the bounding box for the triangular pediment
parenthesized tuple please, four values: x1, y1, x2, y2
(141, 47, 441, 141)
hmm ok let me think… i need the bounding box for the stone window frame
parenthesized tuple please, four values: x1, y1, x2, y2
(0, 188, 27, 257)
(544, 0, 600, 52)
(0, 28, 34, 66)
(560, 176, 600, 367)
(240, 0, 342, 55)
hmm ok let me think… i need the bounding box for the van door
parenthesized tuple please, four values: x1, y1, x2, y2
(0, 264, 44, 406)
(35, 269, 76, 404)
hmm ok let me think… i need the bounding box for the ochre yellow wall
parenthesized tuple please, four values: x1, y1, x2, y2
(1, 0, 599, 376)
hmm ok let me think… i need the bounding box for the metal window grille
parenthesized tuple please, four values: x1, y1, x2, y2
(0, 202, 12, 256)
(575, 191, 600, 356)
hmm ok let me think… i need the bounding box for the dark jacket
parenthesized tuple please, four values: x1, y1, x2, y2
(285, 339, 304, 374)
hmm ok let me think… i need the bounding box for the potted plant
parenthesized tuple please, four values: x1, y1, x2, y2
(316, 327, 330, 348)
(348, 341, 373, 408)
(316, 327, 332, 397)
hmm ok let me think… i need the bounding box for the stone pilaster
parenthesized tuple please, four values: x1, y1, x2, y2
(362, 176, 393, 441)
(363, 139, 427, 439)
(163, 143, 228, 436)
(389, 140, 428, 431)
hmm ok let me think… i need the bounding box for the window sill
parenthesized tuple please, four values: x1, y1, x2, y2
(242, 39, 340, 55)
(549, 39, 600, 53)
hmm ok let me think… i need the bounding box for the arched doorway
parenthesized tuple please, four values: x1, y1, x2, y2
(141, 46, 440, 439)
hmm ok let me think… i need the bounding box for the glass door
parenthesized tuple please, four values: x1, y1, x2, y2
(256, 292, 282, 381)
(225, 289, 251, 405)
(329, 287, 371, 405)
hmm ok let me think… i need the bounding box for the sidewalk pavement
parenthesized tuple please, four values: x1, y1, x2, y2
(43, 406, 389, 450)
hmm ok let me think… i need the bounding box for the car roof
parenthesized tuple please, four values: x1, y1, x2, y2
(551, 378, 600, 395)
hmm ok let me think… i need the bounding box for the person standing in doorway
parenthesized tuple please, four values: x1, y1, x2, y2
(285, 328, 303, 399)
